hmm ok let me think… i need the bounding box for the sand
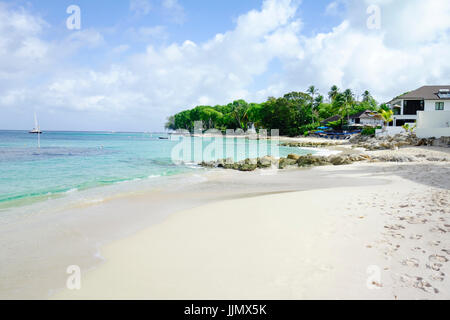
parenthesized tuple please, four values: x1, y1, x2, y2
(53, 156, 450, 300)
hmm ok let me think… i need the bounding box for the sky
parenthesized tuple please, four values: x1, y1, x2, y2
(0, 0, 449, 132)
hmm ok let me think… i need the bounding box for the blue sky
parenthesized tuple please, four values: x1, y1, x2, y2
(1, 0, 449, 131)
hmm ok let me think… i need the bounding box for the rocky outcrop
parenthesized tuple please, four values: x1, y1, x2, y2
(351, 133, 450, 150)
(198, 148, 448, 171)
(351, 133, 421, 150)
(280, 141, 340, 147)
(370, 155, 416, 163)
(199, 153, 373, 171)
(200, 156, 276, 171)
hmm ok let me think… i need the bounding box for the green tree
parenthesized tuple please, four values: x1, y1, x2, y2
(165, 116, 176, 130)
(307, 86, 319, 124)
(379, 109, 394, 129)
(328, 85, 339, 102)
(343, 89, 355, 125)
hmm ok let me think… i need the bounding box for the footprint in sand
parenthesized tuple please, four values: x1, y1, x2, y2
(430, 226, 447, 234)
(430, 272, 445, 282)
(429, 254, 448, 263)
(426, 263, 443, 271)
(388, 232, 405, 239)
(384, 224, 405, 230)
(411, 247, 426, 254)
(400, 274, 439, 294)
(410, 234, 423, 240)
(429, 240, 441, 247)
(402, 258, 419, 267)
(442, 249, 450, 255)
(398, 216, 428, 224)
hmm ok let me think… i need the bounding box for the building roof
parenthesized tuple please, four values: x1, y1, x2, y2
(392, 85, 450, 101)
(349, 110, 382, 120)
(321, 115, 340, 124)
(349, 110, 367, 119)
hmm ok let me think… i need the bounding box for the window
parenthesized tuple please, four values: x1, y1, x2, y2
(403, 100, 424, 115)
(435, 102, 444, 110)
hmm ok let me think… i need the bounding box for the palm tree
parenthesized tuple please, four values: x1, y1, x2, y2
(332, 93, 346, 128)
(379, 109, 394, 130)
(362, 90, 371, 102)
(307, 86, 319, 124)
(328, 85, 339, 102)
(343, 89, 355, 125)
(313, 95, 324, 124)
(307, 85, 318, 100)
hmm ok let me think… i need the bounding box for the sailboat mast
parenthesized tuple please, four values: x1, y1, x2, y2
(35, 112, 41, 148)
(34, 112, 39, 131)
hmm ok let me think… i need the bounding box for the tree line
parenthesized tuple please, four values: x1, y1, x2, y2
(165, 86, 388, 136)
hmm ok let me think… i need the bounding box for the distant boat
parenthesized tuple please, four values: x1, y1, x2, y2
(29, 112, 42, 134)
(158, 136, 169, 140)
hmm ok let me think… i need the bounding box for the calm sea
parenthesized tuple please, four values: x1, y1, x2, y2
(0, 130, 311, 211)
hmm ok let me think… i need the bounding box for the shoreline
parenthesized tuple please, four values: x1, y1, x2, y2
(1, 137, 449, 299)
(53, 161, 450, 299)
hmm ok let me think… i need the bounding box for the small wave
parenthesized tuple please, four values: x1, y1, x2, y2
(65, 188, 78, 194)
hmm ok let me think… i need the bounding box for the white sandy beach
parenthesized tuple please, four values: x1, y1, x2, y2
(53, 146, 450, 300)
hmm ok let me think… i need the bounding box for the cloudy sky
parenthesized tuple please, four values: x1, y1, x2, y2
(1, 0, 449, 131)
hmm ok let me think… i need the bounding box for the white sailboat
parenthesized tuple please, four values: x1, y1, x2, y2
(29, 112, 42, 134)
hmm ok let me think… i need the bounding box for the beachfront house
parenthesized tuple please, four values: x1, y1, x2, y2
(321, 115, 340, 126)
(348, 110, 384, 127)
(386, 85, 450, 138)
(387, 85, 450, 127)
(321, 111, 383, 128)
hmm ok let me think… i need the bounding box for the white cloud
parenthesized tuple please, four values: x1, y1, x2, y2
(162, 0, 186, 24)
(127, 25, 168, 41)
(0, 0, 449, 131)
(280, 0, 450, 102)
(130, 0, 152, 16)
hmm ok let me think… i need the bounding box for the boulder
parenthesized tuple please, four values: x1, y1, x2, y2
(329, 155, 353, 165)
(238, 163, 258, 171)
(257, 156, 276, 168)
(297, 155, 329, 167)
(278, 157, 297, 169)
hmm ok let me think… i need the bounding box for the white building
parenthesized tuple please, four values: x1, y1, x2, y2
(348, 110, 384, 127)
(388, 85, 450, 127)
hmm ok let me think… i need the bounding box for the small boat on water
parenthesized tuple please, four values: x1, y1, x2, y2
(29, 112, 42, 134)
(158, 136, 169, 140)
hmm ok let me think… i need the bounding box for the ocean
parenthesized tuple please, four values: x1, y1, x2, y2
(0, 130, 312, 212)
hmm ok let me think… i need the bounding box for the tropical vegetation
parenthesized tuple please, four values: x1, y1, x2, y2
(166, 86, 383, 137)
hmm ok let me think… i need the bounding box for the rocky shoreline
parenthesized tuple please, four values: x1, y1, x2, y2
(199, 133, 450, 172)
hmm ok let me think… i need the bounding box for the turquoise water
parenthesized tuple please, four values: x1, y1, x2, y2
(0, 131, 311, 209)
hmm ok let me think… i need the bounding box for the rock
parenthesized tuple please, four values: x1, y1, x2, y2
(278, 157, 297, 169)
(371, 155, 415, 162)
(287, 153, 302, 161)
(257, 156, 276, 168)
(280, 141, 338, 147)
(427, 157, 448, 162)
(297, 154, 329, 167)
(352, 132, 423, 150)
(238, 163, 257, 171)
(329, 155, 353, 165)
